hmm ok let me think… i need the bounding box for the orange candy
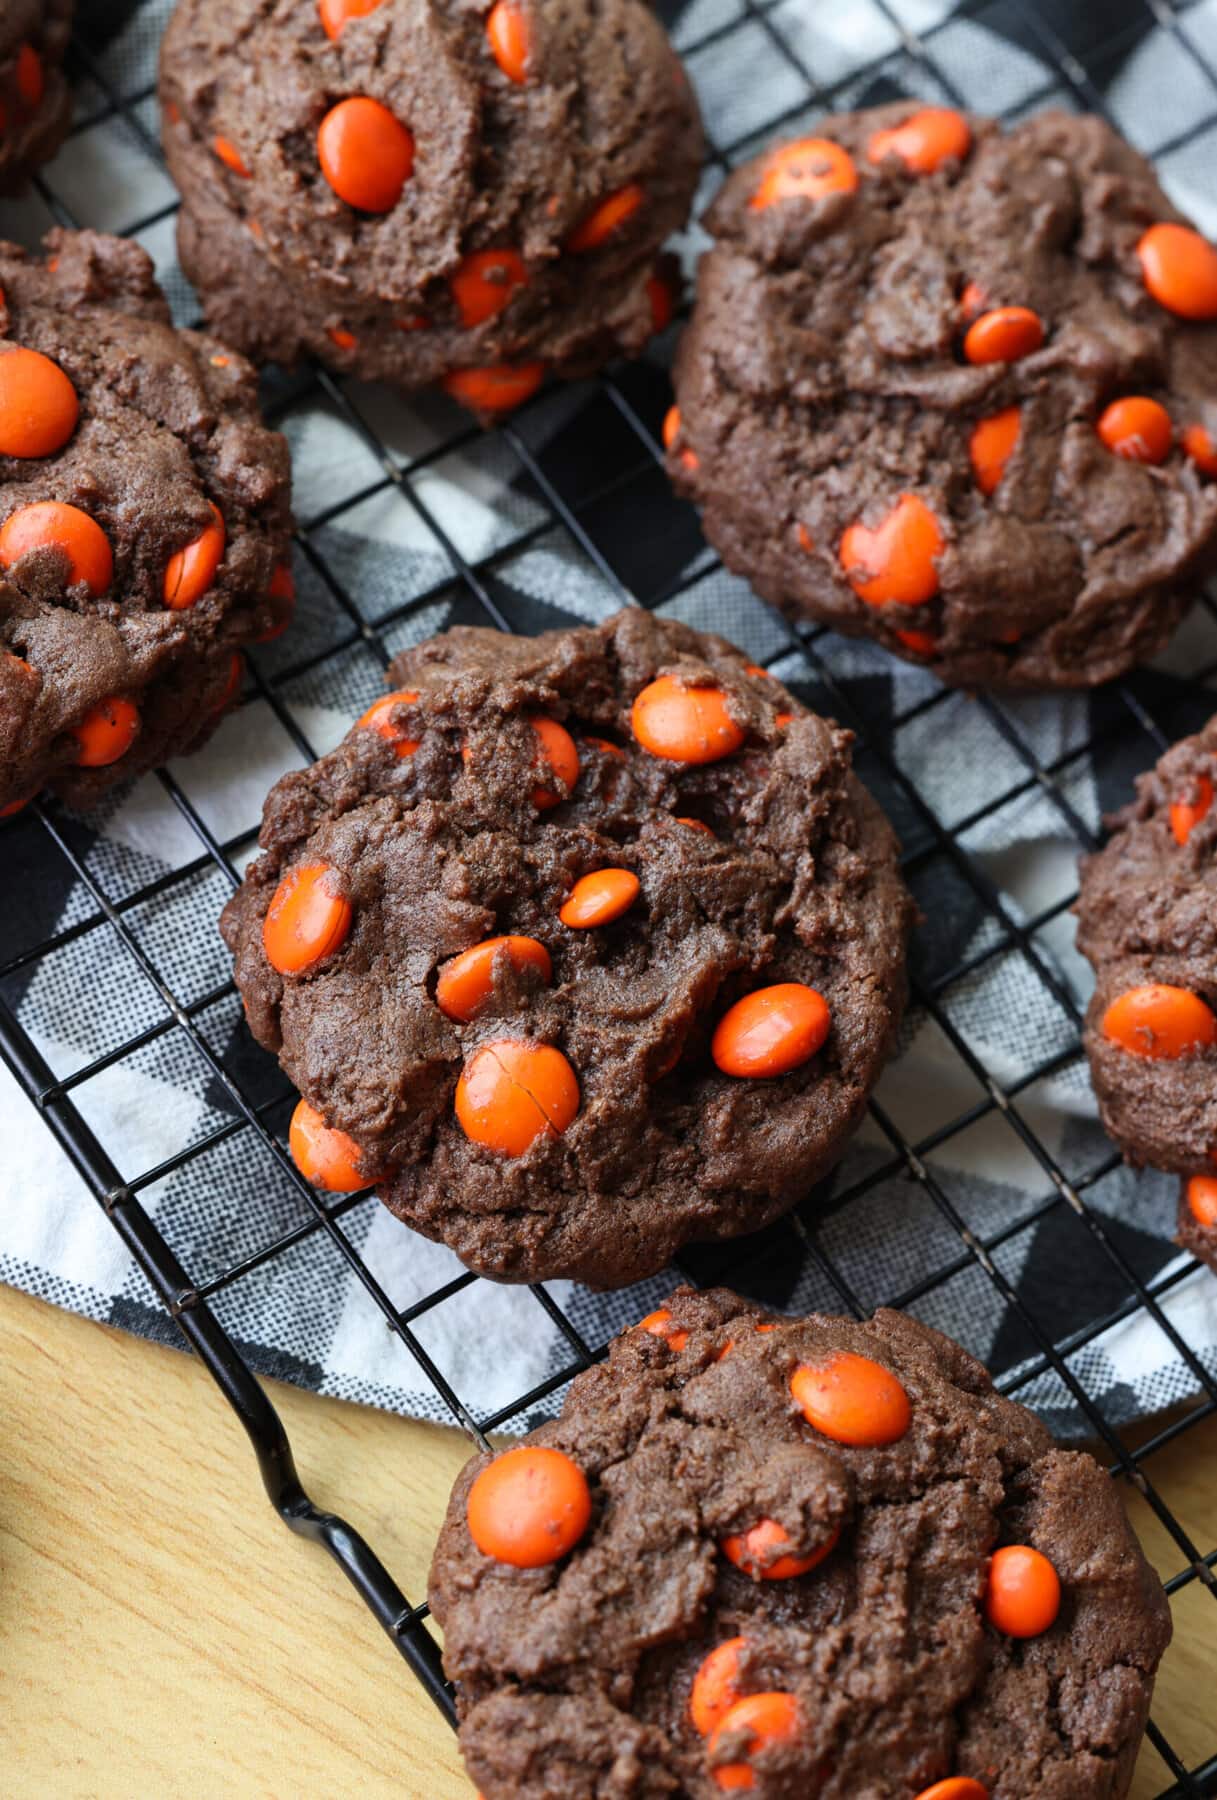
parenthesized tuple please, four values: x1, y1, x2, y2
(0, 344, 79, 458)
(164, 501, 226, 609)
(0, 502, 113, 596)
(584, 735, 626, 761)
(1170, 773, 1213, 845)
(712, 983, 830, 1080)
(466, 1444, 592, 1567)
(530, 714, 579, 808)
(1187, 1175, 1217, 1228)
(707, 1691, 800, 1792)
(443, 361, 545, 413)
(914, 1782, 990, 1800)
(559, 868, 640, 929)
(262, 862, 352, 975)
(959, 279, 988, 322)
(486, 0, 530, 83)
(358, 688, 421, 758)
(567, 184, 645, 252)
(639, 1307, 689, 1353)
(690, 1638, 749, 1736)
(721, 1517, 838, 1582)
(676, 816, 715, 835)
(866, 107, 972, 175)
(790, 1350, 912, 1446)
(1183, 423, 1217, 477)
(455, 1039, 579, 1156)
(319, 0, 386, 39)
(16, 44, 42, 108)
(435, 935, 552, 1023)
(631, 675, 744, 765)
(317, 97, 415, 213)
(840, 494, 944, 608)
(897, 628, 938, 658)
(751, 137, 858, 211)
(1101, 984, 1217, 1060)
(647, 274, 675, 334)
(1097, 396, 1172, 464)
(289, 1097, 366, 1192)
(72, 697, 139, 767)
(212, 135, 250, 177)
(985, 1544, 1061, 1638)
(969, 406, 1021, 496)
(327, 326, 357, 352)
(662, 403, 698, 471)
(1137, 222, 1217, 321)
(451, 248, 528, 328)
(963, 305, 1045, 364)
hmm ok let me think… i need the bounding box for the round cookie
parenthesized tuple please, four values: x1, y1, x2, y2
(429, 1285, 1171, 1799)
(668, 107, 1217, 689)
(220, 609, 913, 1287)
(0, 0, 73, 191)
(159, 0, 702, 416)
(0, 229, 293, 814)
(1076, 713, 1217, 1175)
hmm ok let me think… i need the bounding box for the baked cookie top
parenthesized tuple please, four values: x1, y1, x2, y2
(429, 1286, 1171, 1799)
(221, 609, 912, 1287)
(670, 107, 1217, 689)
(0, 0, 73, 191)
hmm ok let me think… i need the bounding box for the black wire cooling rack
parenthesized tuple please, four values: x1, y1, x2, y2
(3, 0, 1217, 1793)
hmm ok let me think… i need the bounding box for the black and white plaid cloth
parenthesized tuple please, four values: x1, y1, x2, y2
(3, 0, 1217, 1440)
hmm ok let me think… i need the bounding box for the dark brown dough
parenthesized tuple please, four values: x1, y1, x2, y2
(1076, 714, 1217, 1174)
(220, 610, 913, 1287)
(429, 1286, 1171, 1799)
(670, 107, 1217, 690)
(0, 230, 293, 813)
(159, 0, 703, 408)
(0, 0, 72, 192)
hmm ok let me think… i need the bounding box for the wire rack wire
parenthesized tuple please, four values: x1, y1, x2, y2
(2, 0, 1216, 1793)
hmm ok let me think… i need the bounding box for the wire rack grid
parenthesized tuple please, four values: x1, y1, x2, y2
(2, 0, 1216, 1793)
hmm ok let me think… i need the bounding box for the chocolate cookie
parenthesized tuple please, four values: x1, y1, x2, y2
(429, 1286, 1171, 1799)
(1179, 1175, 1217, 1275)
(220, 610, 912, 1287)
(0, 1, 73, 191)
(159, 0, 702, 417)
(0, 229, 293, 815)
(668, 107, 1217, 689)
(1076, 714, 1217, 1175)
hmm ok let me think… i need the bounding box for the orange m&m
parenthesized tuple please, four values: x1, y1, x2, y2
(638, 1307, 689, 1352)
(212, 135, 250, 177)
(466, 1444, 592, 1567)
(662, 404, 698, 472)
(721, 1517, 837, 1582)
(985, 1543, 1061, 1638)
(970, 407, 1021, 496)
(707, 1691, 800, 1791)
(1101, 984, 1217, 1060)
(317, 97, 415, 212)
(647, 273, 675, 334)
(72, 697, 139, 767)
(358, 689, 420, 758)
(631, 675, 744, 764)
(530, 715, 579, 808)
(790, 1350, 912, 1446)
(840, 494, 943, 608)
(263, 862, 352, 975)
(963, 306, 1045, 364)
(319, 0, 387, 39)
(751, 138, 858, 211)
(289, 1097, 367, 1191)
(567, 184, 644, 252)
(443, 361, 545, 413)
(559, 868, 639, 929)
(1097, 396, 1172, 464)
(712, 983, 830, 1080)
(486, 0, 530, 82)
(1183, 423, 1217, 476)
(1187, 1175, 1217, 1228)
(914, 1782, 990, 1800)
(164, 501, 225, 609)
(690, 1638, 749, 1736)
(1137, 222, 1217, 320)
(866, 107, 972, 175)
(436, 935, 552, 1023)
(0, 344, 79, 458)
(451, 248, 528, 328)
(1170, 773, 1213, 845)
(0, 502, 113, 596)
(16, 44, 42, 108)
(455, 1039, 579, 1156)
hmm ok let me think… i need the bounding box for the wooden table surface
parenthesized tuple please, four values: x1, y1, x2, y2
(2, 1280, 1213, 1798)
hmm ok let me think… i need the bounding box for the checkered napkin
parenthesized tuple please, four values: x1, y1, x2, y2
(3, 0, 1217, 1441)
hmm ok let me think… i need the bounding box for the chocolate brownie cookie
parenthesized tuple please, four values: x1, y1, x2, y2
(159, 0, 702, 417)
(429, 1286, 1171, 1798)
(1076, 714, 1217, 1175)
(0, 229, 293, 815)
(668, 107, 1217, 689)
(220, 610, 912, 1287)
(0, 1, 72, 191)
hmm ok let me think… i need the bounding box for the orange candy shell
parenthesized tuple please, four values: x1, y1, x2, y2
(0, 344, 79, 459)
(73, 697, 139, 767)
(1138, 222, 1217, 321)
(443, 361, 545, 414)
(1097, 396, 1172, 464)
(164, 501, 225, 610)
(790, 1350, 912, 1446)
(962, 306, 1045, 365)
(435, 935, 553, 1023)
(866, 107, 972, 175)
(690, 1638, 749, 1736)
(289, 1097, 367, 1192)
(451, 248, 528, 328)
(262, 862, 352, 975)
(707, 1691, 801, 1792)
(455, 1039, 579, 1156)
(840, 494, 944, 608)
(751, 137, 858, 210)
(1183, 423, 1217, 477)
(559, 868, 640, 929)
(631, 675, 745, 765)
(530, 715, 579, 808)
(567, 183, 645, 252)
(319, 0, 387, 39)
(1101, 984, 1217, 1060)
(721, 1517, 838, 1581)
(317, 97, 415, 213)
(486, 0, 530, 82)
(466, 1444, 592, 1566)
(914, 1782, 990, 1800)
(969, 407, 1021, 496)
(358, 689, 421, 757)
(638, 1307, 689, 1353)
(984, 1543, 1061, 1638)
(0, 501, 113, 596)
(1187, 1175, 1217, 1228)
(712, 983, 830, 1079)
(1170, 773, 1213, 845)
